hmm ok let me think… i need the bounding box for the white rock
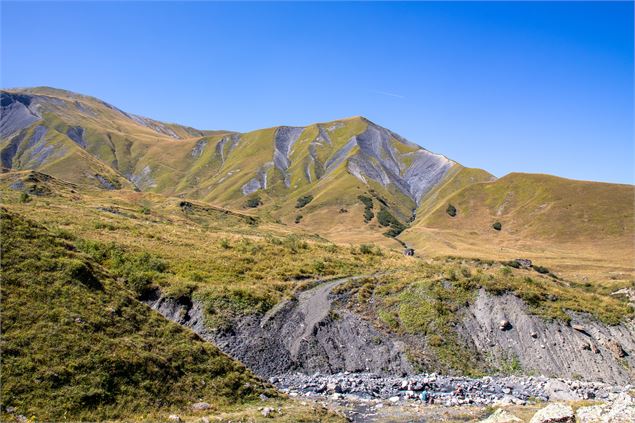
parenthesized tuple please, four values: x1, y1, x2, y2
(576, 404, 606, 422)
(529, 403, 574, 423)
(168, 415, 181, 422)
(479, 408, 523, 423)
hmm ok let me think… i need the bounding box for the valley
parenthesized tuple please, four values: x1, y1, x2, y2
(1, 88, 634, 422)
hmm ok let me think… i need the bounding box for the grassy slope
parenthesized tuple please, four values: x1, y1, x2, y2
(1, 89, 431, 243)
(0, 208, 274, 421)
(2, 171, 632, 381)
(402, 173, 635, 283)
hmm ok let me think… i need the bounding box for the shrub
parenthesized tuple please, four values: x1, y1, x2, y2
(295, 195, 313, 209)
(284, 235, 308, 253)
(492, 221, 502, 231)
(140, 206, 151, 215)
(533, 265, 550, 274)
(377, 208, 406, 237)
(219, 238, 231, 249)
(364, 208, 374, 223)
(244, 195, 262, 208)
(359, 244, 374, 254)
(19, 192, 31, 203)
(358, 195, 374, 223)
(295, 214, 303, 224)
(446, 204, 457, 217)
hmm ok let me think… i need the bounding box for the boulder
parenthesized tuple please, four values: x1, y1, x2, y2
(576, 404, 605, 422)
(261, 407, 274, 417)
(480, 408, 523, 423)
(529, 403, 574, 423)
(604, 392, 635, 422)
(167, 415, 182, 422)
(544, 380, 580, 401)
(191, 402, 210, 411)
(500, 320, 512, 331)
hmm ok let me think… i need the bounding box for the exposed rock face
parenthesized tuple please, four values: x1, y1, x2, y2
(145, 282, 635, 385)
(66, 126, 86, 149)
(273, 126, 304, 187)
(529, 403, 574, 423)
(346, 122, 454, 203)
(242, 162, 274, 195)
(459, 289, 635, 385)
(144, 277, 411, 378)
(0, 93, 40, 138)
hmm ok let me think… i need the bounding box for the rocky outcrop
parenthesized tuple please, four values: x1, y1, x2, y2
(346, 122, 454, 203)
(459, 289, 635, 385)
(144, 277, 411, 378)
(0, 93, 40, 138)
(273, 126, 304, 187)
(144, 282, 635, 385)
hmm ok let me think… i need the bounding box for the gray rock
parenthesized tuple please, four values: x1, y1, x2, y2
(529, 403, 574, 423)
(480, 408, 523, 423)
(191, 402, 210, 411)
(261, 406, 274, 417)
(167, 415, 182, 422)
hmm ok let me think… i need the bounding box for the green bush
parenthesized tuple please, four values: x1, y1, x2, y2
(295, 195, 313, 209)
(377, 208, 406, 237)
(358, 195, 374, 223)
(295, 214, 303, 224)
(492, 221, 502, 231)
(446, 204, 457, 217)
(244, 195, 262, 208)
(19, 192, 31, 203)
(359, 244, 374, 255)
(533, 265, 550, 274)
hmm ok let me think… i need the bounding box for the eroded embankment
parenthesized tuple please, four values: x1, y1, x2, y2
(143, 278, 635, 385)
(143, 277, 411, 377)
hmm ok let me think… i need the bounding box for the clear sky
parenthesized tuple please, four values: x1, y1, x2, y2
(2, 1, 633, 184)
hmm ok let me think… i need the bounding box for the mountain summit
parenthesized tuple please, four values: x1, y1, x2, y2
(0, 87, 492, 235)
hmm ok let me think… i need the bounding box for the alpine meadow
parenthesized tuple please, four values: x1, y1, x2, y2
(1, 2, 634, 422)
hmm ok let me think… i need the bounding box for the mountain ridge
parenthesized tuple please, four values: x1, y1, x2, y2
(2, 87, 633, 273)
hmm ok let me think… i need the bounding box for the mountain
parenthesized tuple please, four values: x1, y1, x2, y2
(0, 87, 493, 245)
(402, 172, 635, 281)
(1, 87, 633, 271)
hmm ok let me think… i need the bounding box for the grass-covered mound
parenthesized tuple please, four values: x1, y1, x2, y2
(0, 208, 272, 421)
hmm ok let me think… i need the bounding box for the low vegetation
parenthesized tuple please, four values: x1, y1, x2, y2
(358, 194, 374, 223)
(0, 209, 273, 421)
(1, 174, 632, 389)
(446, 203, 457, 217)
(377, 208, 407, 237)
(244, 195, 262, 208)
(295, 195, 313, 209)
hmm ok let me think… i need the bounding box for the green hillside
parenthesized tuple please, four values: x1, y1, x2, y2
(0, 208, 274, 421)
(402, 173, 635, 282)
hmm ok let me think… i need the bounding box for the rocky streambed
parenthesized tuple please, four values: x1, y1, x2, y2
(273, 372, 635, 422)
(272, 372, 629, 405)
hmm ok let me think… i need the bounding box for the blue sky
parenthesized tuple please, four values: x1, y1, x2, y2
(2, 1, 633, 184)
